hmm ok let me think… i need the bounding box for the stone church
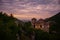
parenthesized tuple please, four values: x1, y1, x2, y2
(31, 18, 50, 32)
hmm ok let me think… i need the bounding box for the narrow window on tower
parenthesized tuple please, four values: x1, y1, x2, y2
(40, 25, 42, 28)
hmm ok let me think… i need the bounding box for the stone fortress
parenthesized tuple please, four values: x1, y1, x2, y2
(31, 18, 50, 32)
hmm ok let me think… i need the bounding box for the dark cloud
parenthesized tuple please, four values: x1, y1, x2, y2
(58, 0, 60, 4)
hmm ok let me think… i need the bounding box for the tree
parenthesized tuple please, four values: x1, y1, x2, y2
(0, 12, 19, 40)
(35, 29, 49, 40)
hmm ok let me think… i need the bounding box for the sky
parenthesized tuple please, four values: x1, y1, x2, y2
(0, 0, 60, 20)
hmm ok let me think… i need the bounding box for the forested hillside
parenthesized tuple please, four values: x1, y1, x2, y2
(0, 12, 60, 40)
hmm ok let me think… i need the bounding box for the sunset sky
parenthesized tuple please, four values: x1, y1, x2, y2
(0, 0, 60, 20)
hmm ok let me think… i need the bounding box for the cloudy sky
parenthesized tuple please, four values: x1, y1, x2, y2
(0, 0, 60, 20)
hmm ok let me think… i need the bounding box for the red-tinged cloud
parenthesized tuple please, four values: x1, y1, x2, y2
(0, 0, 60, 20)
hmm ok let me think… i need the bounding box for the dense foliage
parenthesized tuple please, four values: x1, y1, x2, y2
(0, 12, 19, 40)
(0, 12, 60, 40)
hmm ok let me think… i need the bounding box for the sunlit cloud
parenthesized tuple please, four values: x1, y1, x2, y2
(0, 0, 60, 20)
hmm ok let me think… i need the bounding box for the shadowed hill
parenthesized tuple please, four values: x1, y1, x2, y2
(0, 12, 60, 40)
(0, 12, 20, 40)
(46, 12, 60, 34)
(47, 12, 60, 23)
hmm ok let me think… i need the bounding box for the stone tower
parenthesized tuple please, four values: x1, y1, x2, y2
(31, 18, 50, 32)
(31, 18, 37, 28)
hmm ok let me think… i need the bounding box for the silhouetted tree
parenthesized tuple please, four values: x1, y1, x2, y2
(0, 12, 19, 40)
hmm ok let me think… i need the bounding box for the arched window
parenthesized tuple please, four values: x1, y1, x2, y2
(40, 25, 42, 28)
